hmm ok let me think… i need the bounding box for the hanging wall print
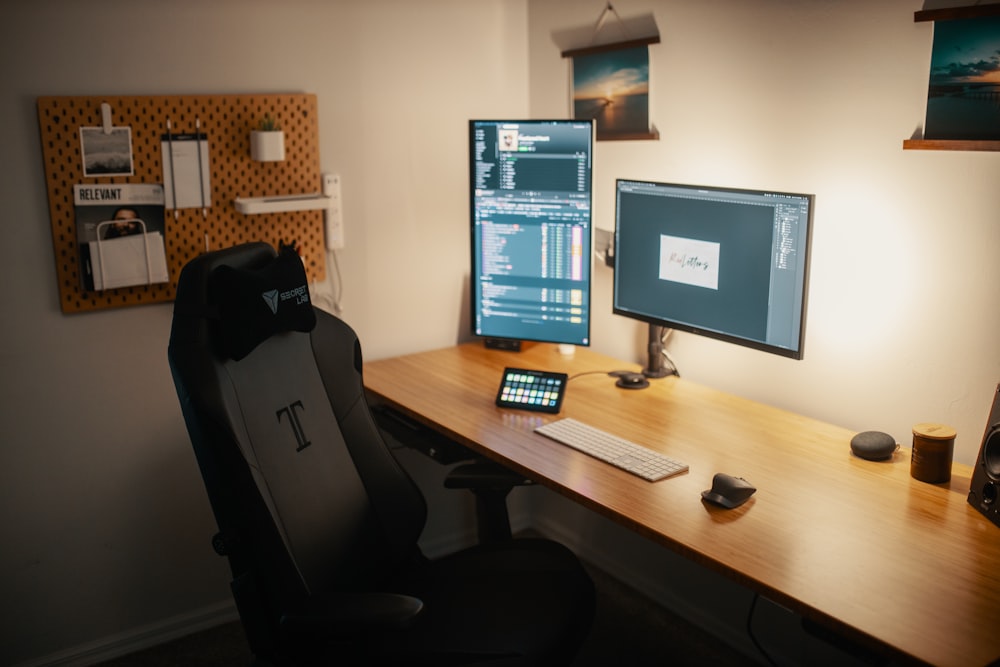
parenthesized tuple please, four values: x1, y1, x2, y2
(572, 44, 658, 141)
(924, 13, 1000, 141)
(559, 3, 660, 142)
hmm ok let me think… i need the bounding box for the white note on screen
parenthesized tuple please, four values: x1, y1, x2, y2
(659, 235, 720, 290)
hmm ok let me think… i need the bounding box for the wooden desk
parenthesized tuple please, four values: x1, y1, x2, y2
(363, 342, 1000, 667)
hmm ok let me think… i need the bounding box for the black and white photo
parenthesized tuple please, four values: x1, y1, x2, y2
(79, 126, 134, 177)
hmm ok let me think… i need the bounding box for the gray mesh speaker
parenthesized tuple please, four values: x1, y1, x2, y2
(968, 384, 1000, 528)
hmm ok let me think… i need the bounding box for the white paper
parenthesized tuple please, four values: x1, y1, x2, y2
(88, 231, 170, 290)
(161, 133, 211, 210)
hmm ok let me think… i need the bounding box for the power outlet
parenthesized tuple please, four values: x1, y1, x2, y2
(323, 173, 344, 249)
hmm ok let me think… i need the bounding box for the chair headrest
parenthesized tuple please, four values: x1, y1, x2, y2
(209, 244, 317, 360)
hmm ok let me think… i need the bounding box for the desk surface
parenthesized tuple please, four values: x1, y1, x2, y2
(363, 342, 1000, 667)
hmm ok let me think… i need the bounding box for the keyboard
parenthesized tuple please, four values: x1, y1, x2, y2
(534, 418, 688, 481)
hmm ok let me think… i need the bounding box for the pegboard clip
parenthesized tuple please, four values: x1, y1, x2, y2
(100, 102, 113, 135)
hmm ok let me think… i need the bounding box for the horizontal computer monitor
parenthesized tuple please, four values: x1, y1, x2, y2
(470, 119, 594, 348)
(613, 179, 814, 360)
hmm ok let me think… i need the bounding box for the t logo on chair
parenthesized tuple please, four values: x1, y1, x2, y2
(276, 400, 311, 452)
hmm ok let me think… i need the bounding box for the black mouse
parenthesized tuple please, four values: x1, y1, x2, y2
(701, 473, 756, 509)
(616, 372, 649, 389)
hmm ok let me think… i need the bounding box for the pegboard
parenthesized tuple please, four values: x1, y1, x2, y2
(37, 93, 326, 313)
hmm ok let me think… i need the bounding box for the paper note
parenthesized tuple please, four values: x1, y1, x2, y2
(161, 132, 211, 210)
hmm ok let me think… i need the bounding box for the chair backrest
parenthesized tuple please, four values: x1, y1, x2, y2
(167, 243, 427, 639)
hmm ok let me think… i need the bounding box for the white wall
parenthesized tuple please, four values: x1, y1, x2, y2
(4, 0, 999, 664)
(529, 0, 1000, 467)
(0, 1, 528, 664)
(526, 2, 1000, 661)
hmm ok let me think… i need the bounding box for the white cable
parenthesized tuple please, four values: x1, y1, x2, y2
(659, 327, 679, 376)
(311, 248, 343, 315)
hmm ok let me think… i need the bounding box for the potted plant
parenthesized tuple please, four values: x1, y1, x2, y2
(250, 113, 285, 161)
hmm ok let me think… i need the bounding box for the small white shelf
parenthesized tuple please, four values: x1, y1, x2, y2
(234, 193, 332, 215)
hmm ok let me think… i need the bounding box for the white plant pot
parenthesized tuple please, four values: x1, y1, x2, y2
(250, 130, 285, 162)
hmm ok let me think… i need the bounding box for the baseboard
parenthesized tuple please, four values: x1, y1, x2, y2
(16, 599, 238, 667)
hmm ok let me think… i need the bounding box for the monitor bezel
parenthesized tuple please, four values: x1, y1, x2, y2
(469, 119, 596, 348)
(612, 178, 814, 361)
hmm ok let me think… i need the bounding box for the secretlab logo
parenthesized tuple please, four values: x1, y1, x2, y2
(262, 290, 280, 314)
(261, 285, 309, 314)
(276, 401, 311, 452)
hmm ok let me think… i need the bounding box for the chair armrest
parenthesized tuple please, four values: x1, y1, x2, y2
(445, 460, 533, 543)
(281, 591, 424, 638)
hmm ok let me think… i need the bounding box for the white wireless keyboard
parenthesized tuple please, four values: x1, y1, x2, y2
(534, 418, 688, 482)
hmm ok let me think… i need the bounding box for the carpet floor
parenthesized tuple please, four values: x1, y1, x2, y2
(96, 563, 757, 666)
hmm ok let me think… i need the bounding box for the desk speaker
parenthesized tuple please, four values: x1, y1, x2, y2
(968, 384, 1000, 528)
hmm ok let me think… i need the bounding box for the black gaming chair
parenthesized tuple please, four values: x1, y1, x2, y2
(167, 242, 594, 665)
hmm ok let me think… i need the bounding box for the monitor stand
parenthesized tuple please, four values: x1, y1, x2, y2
(484, 338, 521, 352)
(644, 324, 672, 378)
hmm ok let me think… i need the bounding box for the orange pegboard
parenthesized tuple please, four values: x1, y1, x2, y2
(37, 93, 326, 313)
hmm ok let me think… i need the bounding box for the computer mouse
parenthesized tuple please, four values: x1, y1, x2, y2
(701, 473, 756, 509)
(615, 372, 649, 389)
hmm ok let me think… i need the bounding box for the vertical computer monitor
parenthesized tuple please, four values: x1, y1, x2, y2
(613, 179, 814, 370)
(469, 119, 594, 349)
